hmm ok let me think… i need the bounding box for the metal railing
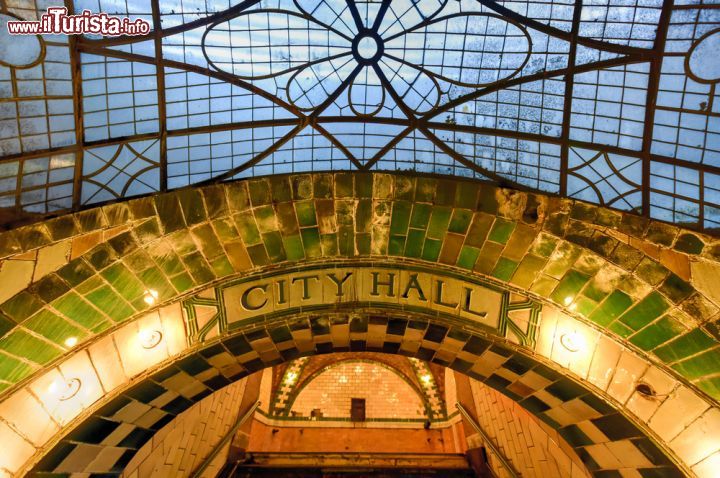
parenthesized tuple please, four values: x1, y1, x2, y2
(190, 400, 261, 478)
(456, 402, 520, 478)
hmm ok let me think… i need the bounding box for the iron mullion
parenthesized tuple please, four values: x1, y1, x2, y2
(560, 0, 584, 196)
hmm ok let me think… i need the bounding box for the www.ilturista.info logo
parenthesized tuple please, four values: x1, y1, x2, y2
(7, 7, 151, 36)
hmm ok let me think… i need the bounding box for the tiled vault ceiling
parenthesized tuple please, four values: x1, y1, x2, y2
(0, 173, 718, 477)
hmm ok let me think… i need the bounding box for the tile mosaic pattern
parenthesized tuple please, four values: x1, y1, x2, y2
(27, 313, 683, 477)
(0, 173, 718, 402)
(408, 358, 447, 419)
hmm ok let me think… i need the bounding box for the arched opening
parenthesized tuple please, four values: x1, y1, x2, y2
(0, 174, 717, 478)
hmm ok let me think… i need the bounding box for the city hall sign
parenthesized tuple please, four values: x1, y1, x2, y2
(182, 263, 541, 347)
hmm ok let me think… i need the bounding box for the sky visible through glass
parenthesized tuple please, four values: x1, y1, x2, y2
(0, 0, 718, 232)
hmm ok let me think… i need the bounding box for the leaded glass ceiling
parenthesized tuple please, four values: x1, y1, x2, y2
(0, 0, 719, 232)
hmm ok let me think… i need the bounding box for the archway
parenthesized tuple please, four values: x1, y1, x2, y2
(0, 173, 717, 477)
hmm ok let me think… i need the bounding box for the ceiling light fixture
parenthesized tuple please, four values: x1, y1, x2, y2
(138, 329, 163, 349)
(48, 378, 81, 401)
(421, 374, 432, 385)
(64, 336, 78, 348)
(559, 331, 585, 353)
(143, 289, 159, 305)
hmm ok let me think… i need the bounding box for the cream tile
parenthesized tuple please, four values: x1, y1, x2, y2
(59, 350, 104, 410)
(0, 259, 34, 303)
(585, 443, 623, 469)
(605, 439, 653, 468)
(692, 450, 720, 478)
(606, 351, 648, 405)
(0, 420, 36, 473)
(586, 335, 622, 391)
(669, 408, 720, 466)
(625, 366, 677, 423)
(33, 240, 71, 282)
(88, 334, 127, 394)
(649, 385, 710, 442)
(0, 388, 58, 447)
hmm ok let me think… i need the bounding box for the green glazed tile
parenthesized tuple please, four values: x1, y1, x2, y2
(0, 291, 44, 323)
(356, 233, 371, 255)
(254, 205, 277, 233)
(356, 199, 372, 233)
(183, 252, 216, 283)
(24, 309, 88, 346)
(415, 177, 436, 202)
(405, 229, 425, 258)
(296, 201, 317, 227)
(275, 202, 299, 236)
(154, 194, 186, 233)
(609, 320, 633, 338)
(549, 269, 590, 304)
(488, 219, 516, 244)
(246, 243, 269, 266)
(234, 211, 261, 245)
(674, 233, 704, 255)
(0, 352, 35, 383)
(137, 267, 174, 300)
(355, 173, 373, 198)
(475, 241, 504, 275)
(695, 377, 720, 399)
(628, 316, 685, 351)
(448, 209, 473, 234)
(492, 257, 518, 282)
(588, 290, 633, 327)
(574, 296, 598, 317)
(635, 257, 669, 286)
(191, 224, 224, 259)
(455, 181, 479, 209)
(388, 235, 406, 256)
(283, 235, 305, 261)
(435, 179, 456, 206)
(427, 207, 452, 240)
(101, 263, 145, 302)
(510, 254, 546, 289)
(248, 179, 271, 205)
(312, 174, 332, 199)
(52, 292, 105, 330)
(654, 329, 716, 363)
(170, 273, 195, 293)
(410, 203, 432, 229)
(212, 218, 239, 243)
(390, 201, 411, 236)
(421, 238, 442, 262)
(672, 348, 720, 379)
(300, 228, 322, 258)
(83, 287, 134, 323)
(262, 231, 287, 262)
(269, 176, 292, 203)
(321, 234, 338, 256)
(659, 273, 694, 304)
(530, 233, 558, 258)
(0, 329, 62, 364)
(456, 246, 480, 270)
(335, 173, 353, 197)
(205, 256, 231, 280)
(337, 225, 354, 256)
(465, 213, 494, 248)
(618, 292, 669, 331)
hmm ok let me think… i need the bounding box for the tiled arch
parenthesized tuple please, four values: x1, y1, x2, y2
(0, 173, 717, 475)
(270, 353, 446, 419)
(0, 173, 719, 402)
(281, 358, 436, 420)
(24, 309, 683, 477)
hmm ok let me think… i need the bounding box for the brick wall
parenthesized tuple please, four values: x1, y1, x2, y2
(466, 376, 590, 478)
(290, 361, 427, 420)
(121, 378, 248, 478)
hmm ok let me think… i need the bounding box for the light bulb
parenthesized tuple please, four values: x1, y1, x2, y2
(64, 336, 78, 348)
(143, 289, 159, 305)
